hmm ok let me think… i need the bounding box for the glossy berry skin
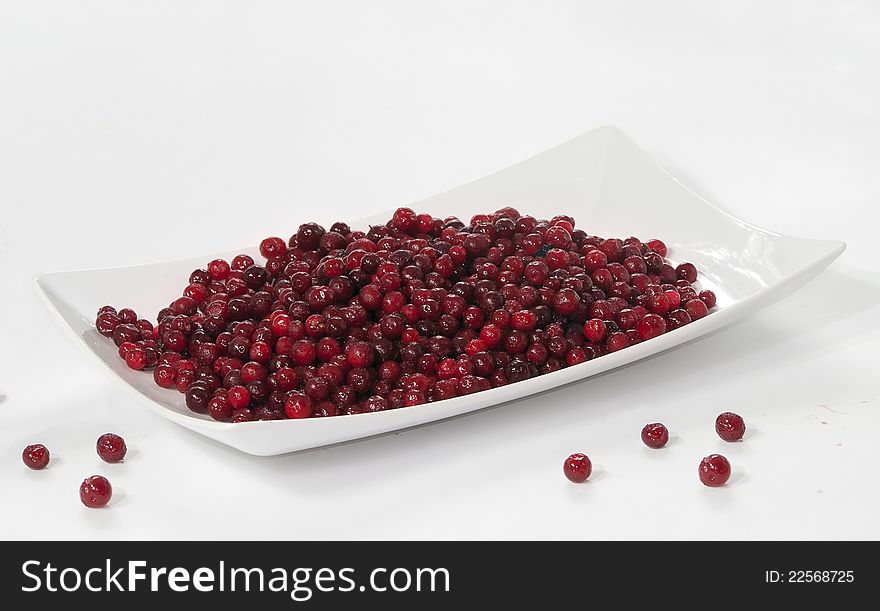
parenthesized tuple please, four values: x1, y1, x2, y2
(582, 318, 607, 343)
(699, 454, 731, 487)
(699, 290, 717, 309)
(80, 475, 113, 508)
(641, 423, 669, 449)
(563, 453, 593, 483)
(227, 385, 252, 410)
(636, 313, 667, 340)
(125, 347, 147, 370)
(646, 239, 667, 257)
(715, 412, 746, 442)
(96, 433, 127, 463)
(685, 298, 709, 321)
(22, 444, 50, 470)
(285, 393, 313, 419)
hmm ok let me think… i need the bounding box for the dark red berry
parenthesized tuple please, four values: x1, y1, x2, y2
(583, 318, 607, 343)
(227, 385, 252, 410)
(685, 298, 709, 320)
(646, 239, 667, 257)
(125, 347, 147, 370)
(80, 475, 113, 508)
(715, 412, 746, 442)
(563, 453, 592, 483)
(207, 259, 230, 280)
(22, 444, 50, 470)
(676, 262, 697, 283)
(260, 236, 287, 259)
(641, 423, 669, 448)
(208, 395, 233, 421)
(699, 454, 731, 487)
(285, 393, 313, 419)
(636, 313, 667, 340)
(96, 433, 127, 463)
(699, 290, 717, 309)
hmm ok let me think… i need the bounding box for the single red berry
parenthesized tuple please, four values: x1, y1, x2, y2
(685, 298, 709, 320)
(96, 433, 127, 463)
(80, 475, 113, 508)
(285, 392, 313, 419)
(479, 323, 503, 348)
(676, 262, 698, 283)
(259, 236, 287, 259)
(605, 331, 630, 352)
(125, 347, 147, 370)
(583, 318, 607, 343)
(715, 412, 746, 442)
(636, 313, 667, 340)
(231, 254, 255, 271)
(699, 289, 717, 309)
(207, 258, 230, 280)
(153, 364, 176, 388)
(345, 341, 374, 368)
(230, 409, 253, 423)
(563, 453, 593, 483)
(227, 385, 252, 410)
(510, 310, 537, 331)
(641, 423, 669, 448)
(699, 454, 731, 487)
(647, 293, 670, 315)
(208, 395, 233, 421)
(22, 444, 50, 470)
(646, 239, 667, 257)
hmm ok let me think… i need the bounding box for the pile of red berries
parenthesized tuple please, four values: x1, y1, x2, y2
(95, 207, 716, 422)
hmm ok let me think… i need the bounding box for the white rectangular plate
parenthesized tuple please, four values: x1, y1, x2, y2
(35, 127, 844, 455)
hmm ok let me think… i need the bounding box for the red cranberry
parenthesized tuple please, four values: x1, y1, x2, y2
(715, 412, 746, 442)
(227, 385, 252, 409)
(641, 423, 669, 448)
(260, 236, 287, 259)
(153, 365, 177, 388)
(647, 293, 670, 315)
(605, 332, 630, 352)
(207, 259, 230, 280)
(676, 262, 697, 283)
(646, 239, 667, 257)
(563, 453, 592, 483)
(699, 454, 731, 487)
(583, 318, 607, 342)
(685, 298, 709, 320)
(185, 384, 211, 413)
(208, 395, 233, 421)
(699, 289, 717, 309)
(346, 341, 374, 367)
(80, 475, 113, 508)
(305, 376, 329, 400)
(285, 393, 313, 419)
(666, 308, 692, 330)
(230, 409, 254, 423)
(96, 433, 127, 463)
(124, 347, 147, 370)
(636, 313, 667, 340)
(22, 444, 50, 470)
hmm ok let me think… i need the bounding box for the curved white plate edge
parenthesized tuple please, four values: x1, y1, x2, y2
(34, 237, 844, 457)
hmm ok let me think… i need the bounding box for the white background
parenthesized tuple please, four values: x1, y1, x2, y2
(1, 1, 878, 540)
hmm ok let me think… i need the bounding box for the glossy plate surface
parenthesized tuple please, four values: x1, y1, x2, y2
(35, 127, 844, 455)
